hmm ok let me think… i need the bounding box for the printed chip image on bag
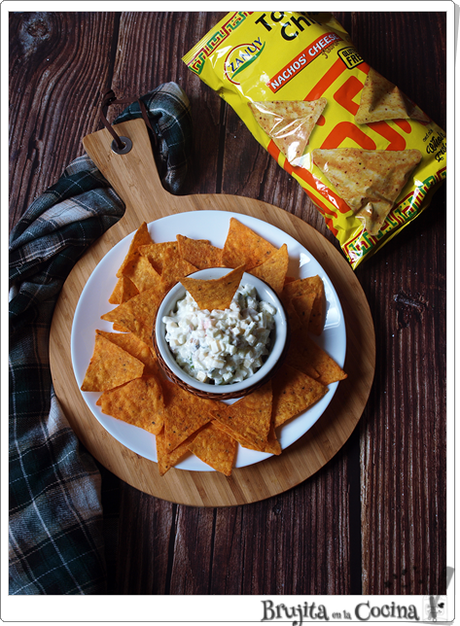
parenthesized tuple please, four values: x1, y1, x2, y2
(183, 11, 446, 269)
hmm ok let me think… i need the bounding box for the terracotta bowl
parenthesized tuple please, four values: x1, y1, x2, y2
(152, 267, 289, 400)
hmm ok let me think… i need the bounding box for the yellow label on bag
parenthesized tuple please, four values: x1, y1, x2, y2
(183, 11, 446, 269)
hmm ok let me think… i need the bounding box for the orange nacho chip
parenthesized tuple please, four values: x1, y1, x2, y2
(109, 276, 139, 304)
(177, 234, 223, 269)
(121, 254, 166, 294)
(155, 428, 190, 476)
(101, 286, 164, 347)
(250, 243, 289, 294)
(222, 218, 278, 270)
(180, 265, 245, 311)
(108, 277, 123, 304)
(139, 241, 197, 289)
(284, 275, 326, 335)
(212, 382, 273, 451)
(81, 333, 144, 392)
(291, 292, 315, 329)
(96, 330, 162, 377)
(284, 337, 320, 380)
(272, 365, 328, 427)
(159, 245, 198, 290)
(213, 418, 281, 455)
(99, 375, 164, 435)
(162, 380, 223, 451)
(116, 222, 154, 278)
(138, 241, 178, 274)
(185, 422, 237, 476)
(301, 336, 347, 386)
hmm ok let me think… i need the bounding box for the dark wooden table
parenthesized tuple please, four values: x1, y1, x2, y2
(9, 11, 447, 595)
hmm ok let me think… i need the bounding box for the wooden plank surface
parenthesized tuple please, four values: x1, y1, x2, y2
(9, 10, 447, 596)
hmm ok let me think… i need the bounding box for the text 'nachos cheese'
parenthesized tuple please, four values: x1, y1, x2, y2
(183, 12, 446, 269)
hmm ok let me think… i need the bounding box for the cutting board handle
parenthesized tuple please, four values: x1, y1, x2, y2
(82, 118, 169, 214)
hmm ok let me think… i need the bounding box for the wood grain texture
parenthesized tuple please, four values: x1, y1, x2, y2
(10, 10, 447, 596)
(344, 12, 447, 596)
(9, 12, 119, 230)
(50, 117, 375, 510)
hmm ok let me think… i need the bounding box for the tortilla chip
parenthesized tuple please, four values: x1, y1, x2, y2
(284, 331, 320, 379)
(177, 234, 223, 269)
(284, 275, 326, 335)
(109, 276, 139, 304)
(80, 333, 144, 392)
(222, 218, 278, 270)
(159, 245, 198, 290)
(180, 265, 245, 311)
(248, 98, 327, 163)
(108, 277, 124, 304)
(280, 295, 303, 335)
(98, 375, 164, 434)
(302, 336, 347, 386)
(112, 322, 130, 332)
(138, 241, 197, 289)
(101, 286, 164, 347)
(355, 68, 430, 125)
(312, 148, 422, 234)
(162, 380, 223, 451)
(116, 222, 154, 278)
(291, 291, 315, 328)
(214, 418, 281, 455)
(211, 382, 273, 450)
(96, 330, 162, 377)
(250, 243, 289, 294)
(185, 422, 237, 476)
(121, 254, 166, 294)
(156, 428, 190, 475)
(138, 241, 178, 274)
(272, 365, 328, 427)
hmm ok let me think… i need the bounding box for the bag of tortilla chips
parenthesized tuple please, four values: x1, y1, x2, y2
(183, 11, 446, 269)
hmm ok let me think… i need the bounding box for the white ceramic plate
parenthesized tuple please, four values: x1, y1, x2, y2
(71, 211, 346, 471)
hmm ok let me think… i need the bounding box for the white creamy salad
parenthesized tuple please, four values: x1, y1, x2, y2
(162, 284, 277, 385)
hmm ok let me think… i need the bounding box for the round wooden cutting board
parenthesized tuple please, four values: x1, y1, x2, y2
(49, 119, 375, 507)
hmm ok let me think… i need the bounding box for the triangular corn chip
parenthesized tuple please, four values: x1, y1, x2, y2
(101, 287, 165, 347)
(121, 254, 166, 294)
(98, 374, 164, 434)
(355, 68, 430, 125)
(312, 148, 422, 234)
(176, 234, 223, 269)
(250, 243, 289, 295)
(109, 275, 139, 304)
(283, 275, 326, 335)
(156, 428, 190, 475)
(222, 218, 278, 270)
(249, 98, 327, 163)
(272, 365, 328, 428)
(185, 422, 237, 476)
(211, 382, 273, 450)
(180, 265, 245, 311)
(96, 330, 162, 378)
(80, 333, 144, 392)
(162, 380, 223, 452)
(116, 222, 154, 278)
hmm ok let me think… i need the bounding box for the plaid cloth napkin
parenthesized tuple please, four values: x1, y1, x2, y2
(9, 82, 192, 594)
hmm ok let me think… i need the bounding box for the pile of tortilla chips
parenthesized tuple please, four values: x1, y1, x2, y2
(183, 12, 446, 268)
(80, 218, 347, 476)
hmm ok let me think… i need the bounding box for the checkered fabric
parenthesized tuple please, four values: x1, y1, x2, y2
(9, 82, 192, 594)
